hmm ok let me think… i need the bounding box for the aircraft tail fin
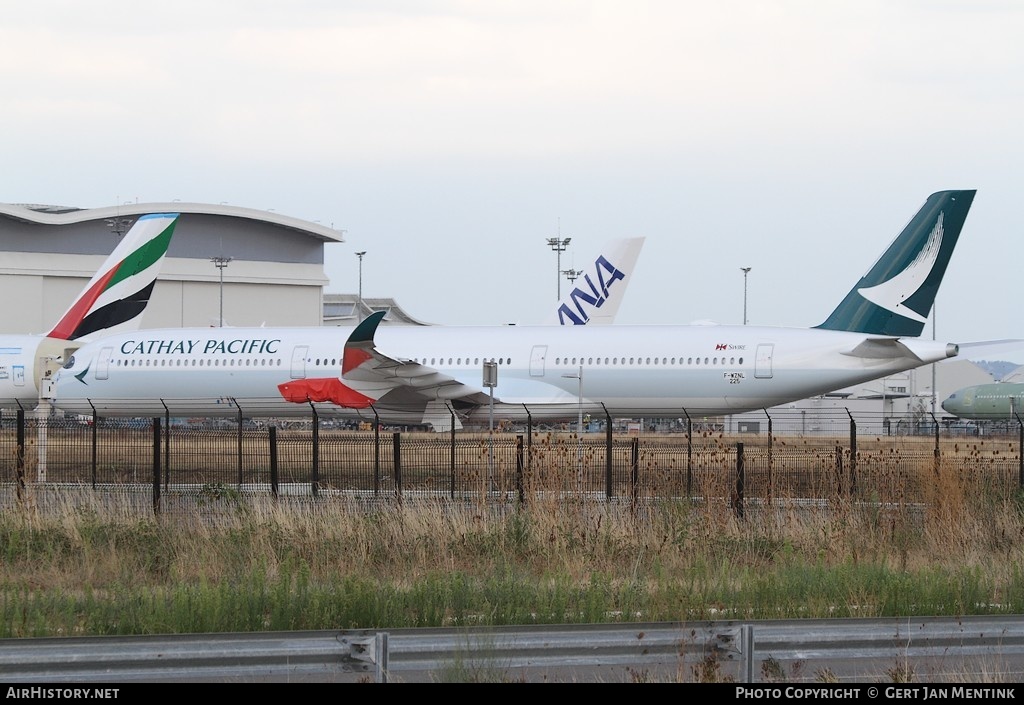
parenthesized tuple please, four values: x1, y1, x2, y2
(45, 213, 179, 341)
(815, 190, 975, 337)
(546, 236, 645, 325)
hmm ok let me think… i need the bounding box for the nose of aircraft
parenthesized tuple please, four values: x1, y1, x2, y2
(940, 393, 957, 414)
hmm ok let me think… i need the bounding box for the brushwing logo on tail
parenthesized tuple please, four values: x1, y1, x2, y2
(856, 212, 944, 324)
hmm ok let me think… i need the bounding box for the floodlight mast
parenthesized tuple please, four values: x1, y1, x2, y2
(547, 236, 571, 300)
(355, 251, 367, 304)
(211, 257, 233, 327)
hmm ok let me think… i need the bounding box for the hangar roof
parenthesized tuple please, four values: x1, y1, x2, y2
(323, 294, 432, 326)
(0, 202, 345, 244)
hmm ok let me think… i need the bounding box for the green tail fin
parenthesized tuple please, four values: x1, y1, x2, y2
(815, 190, 975, 336)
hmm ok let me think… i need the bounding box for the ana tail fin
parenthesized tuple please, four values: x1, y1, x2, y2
(46, 213, 179, 341)
(815, 190, 975, 337)
(547, 236, 645, 325)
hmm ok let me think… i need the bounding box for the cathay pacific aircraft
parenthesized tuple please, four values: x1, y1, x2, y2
(0, 213, 179, 410)
(53, 191, 977, 431)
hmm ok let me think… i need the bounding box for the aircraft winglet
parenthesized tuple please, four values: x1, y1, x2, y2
(343, 310, 387, 375)
(349, 310, 387, 343)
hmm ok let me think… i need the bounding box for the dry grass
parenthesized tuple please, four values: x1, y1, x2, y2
(1, 430, 1023, 644)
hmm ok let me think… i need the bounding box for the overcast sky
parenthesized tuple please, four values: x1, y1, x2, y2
(3, 1, 1022, 352)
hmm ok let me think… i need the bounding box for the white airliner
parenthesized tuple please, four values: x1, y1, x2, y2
(544, 237, 644, 325)
(0, 213, 179, 410)
(53, 191, 976, 431)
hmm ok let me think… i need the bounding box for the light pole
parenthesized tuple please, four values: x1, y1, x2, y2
(547, 236, 571, 300)
(741, 267, 751, 325)
(931, 302, 937, 415)
(355, 251, 366, 303)
(562, 268, 582, 288)
(105, 216, 132, 238)
(483, 361, 498, 493)
(211, 257, 232, 327)
(882, 377, 889, 435)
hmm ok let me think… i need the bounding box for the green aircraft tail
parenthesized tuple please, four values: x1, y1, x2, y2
(816, 190, 976, 337)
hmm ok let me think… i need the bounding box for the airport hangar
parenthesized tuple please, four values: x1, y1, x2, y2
(0, 201, 428, 335)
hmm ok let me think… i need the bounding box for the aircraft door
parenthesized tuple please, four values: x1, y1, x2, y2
(290, 346, 309, 379)
(754, 343, 774, 379)
(530, 345, 547, 377)
(12, 365, 25, 387)
(95, 347, 113, 380)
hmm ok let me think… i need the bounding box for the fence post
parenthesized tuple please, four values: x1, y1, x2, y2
(232, 399, 243, 487)
(161, 402, 171, 489)
(516, 434, 525, 505)
(683, 409, 692, 497)
(15, 407, 25, 502)
(930, 412, 940, 475)
(631, 437, 639, 507)
(89, 402, 98, 490)
(449, 406, 456, 499)
(741, 623, 755, 683)
(393, 432, 402, 505)
(373, 407, 381, 496)
(152, 417, 161, 516)
(523, 404, 532, 477)
(1016, 413, 1024, 490)
(269, 425, 279, 499)
(604, 403, 613, 500)
(763, 409, 773, 492)
(846, 408, 857, 494)
(310, 403, 319, 497)
(733, 442, 745, 519)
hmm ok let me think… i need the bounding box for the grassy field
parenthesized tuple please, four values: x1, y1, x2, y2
(2, 437, 1023, 649)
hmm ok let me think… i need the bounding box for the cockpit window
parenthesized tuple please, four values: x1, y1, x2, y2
(62, 356, 75, 370)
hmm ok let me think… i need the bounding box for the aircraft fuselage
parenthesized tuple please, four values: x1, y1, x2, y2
(53, 323, 958, 424)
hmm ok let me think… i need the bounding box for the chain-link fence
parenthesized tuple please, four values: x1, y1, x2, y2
(2, 407, 1021, 515)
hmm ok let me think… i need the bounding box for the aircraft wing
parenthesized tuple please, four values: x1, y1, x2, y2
(276, 311, 491, 416)
(343, 311, 490, 404)
(276, 313, 591, 428)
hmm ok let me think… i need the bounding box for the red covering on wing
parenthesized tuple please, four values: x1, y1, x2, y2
(342, 347, 373, 375)
(277, 378, 376, 408)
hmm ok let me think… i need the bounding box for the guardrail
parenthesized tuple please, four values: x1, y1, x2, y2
(3, 616, 1024, 683)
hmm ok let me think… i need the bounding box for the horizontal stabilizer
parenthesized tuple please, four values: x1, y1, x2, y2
(842, 338, 958, 363)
